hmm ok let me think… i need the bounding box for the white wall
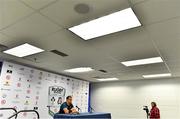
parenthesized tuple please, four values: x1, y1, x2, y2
(0, 61, 89, 119)
(91, 78, 180, 119)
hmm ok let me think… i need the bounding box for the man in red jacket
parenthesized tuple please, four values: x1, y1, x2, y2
(150, 102, 160, 119)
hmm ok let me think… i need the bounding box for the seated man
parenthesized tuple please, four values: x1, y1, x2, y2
(59, 96, 78, 114)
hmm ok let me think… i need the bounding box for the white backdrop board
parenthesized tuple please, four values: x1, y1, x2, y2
(0, 61, 89, 119)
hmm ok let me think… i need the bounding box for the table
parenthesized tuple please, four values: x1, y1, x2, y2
(54, 112, 111, 119)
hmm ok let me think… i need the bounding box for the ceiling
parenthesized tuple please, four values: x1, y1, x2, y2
(0, 0, 180, 82)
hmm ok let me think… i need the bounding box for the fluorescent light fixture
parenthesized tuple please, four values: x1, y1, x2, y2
(64, 67, 94, 73)
(69, 8, 141, 40)
(121, 57, 163, 67)
(143, 73, 172, 78)
(3, 43, 44, 57)
(97, 78, 119, 81)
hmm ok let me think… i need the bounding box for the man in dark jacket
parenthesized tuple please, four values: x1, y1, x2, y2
(59, 96, 78, 114)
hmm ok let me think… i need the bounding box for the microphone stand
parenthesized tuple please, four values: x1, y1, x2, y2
(47, 106, 55, 117)
(146, 109, 149, 119)
(146, 113, 149, 119)
(76, 106, 82, 113)
(143, 106, 149, 119)
(89, 106, 95, 113)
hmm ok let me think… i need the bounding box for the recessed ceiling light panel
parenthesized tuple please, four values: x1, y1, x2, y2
(143, 73, 172, 78)
(97, 78, 119, 81)
(3, 43, 44, 57)
(121, 57, 163, 67)
(64, 67, 94, 73)
(69, 8, 141, 40)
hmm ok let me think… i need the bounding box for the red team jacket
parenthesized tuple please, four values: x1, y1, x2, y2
(150, 106, 160, 119)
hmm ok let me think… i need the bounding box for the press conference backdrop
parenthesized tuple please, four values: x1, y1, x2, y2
(0, 61, 89, 119)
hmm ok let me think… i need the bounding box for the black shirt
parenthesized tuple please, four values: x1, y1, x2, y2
(59, 102, 74, 114)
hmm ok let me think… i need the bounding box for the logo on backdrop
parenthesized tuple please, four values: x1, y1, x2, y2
(48, 86, 66, 106)
(7, 70, 13, 74)
(1, 88, 11, 91)
(8, 64, 13, 67)
(48, 86, 66, 116)
(4, 81, 10, 86)
(39, 72, 43, 75)
(14, 89, 22, 92)
(1, 100, 6, 105)
(30, 69, 34, 73)
(19, 67, 24, 71)
(17, 83, 21, 87)
(0, 113, 3, 118)
(49, 86, 65, 96)
(30, 74, 33, 78)
(6, 75, 11, 80)
(2, 94, 7, 98)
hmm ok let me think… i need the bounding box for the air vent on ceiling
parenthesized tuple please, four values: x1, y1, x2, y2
(50, 50, 68, 57)
(98, 69, 108, 73)
(92, 76, 103, 79)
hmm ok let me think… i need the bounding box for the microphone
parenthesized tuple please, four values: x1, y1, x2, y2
(143, 106, 149, 113)
(47, 106, 51, 110)
(76, 106, 81, 112)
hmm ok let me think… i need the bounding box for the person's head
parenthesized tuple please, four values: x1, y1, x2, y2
(66, 96, 73, 105)
(151, 102, 157, 107)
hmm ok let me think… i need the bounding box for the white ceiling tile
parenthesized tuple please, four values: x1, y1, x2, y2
(146, 17, 180, 76)
(0, 33, 10, 44)
(41, 30, 116, 68)
(93, 62, 133, 75)
(129, 0, 145, 5)
(0, 0, 34, 30)
(147, 18, 180, 43)
(167, 63, 180, 77)
(7, 29, 115, 70)
(146, 18, 180, 62)
(34, 29, 95, 52)
(116, 73, 143, 81)
(20, 0, 57, 10)
(88, 27, 159, 61)
(2, 13, 61, 39)
(40, 0, 129, 27)
(133, 0, 180, 25)
(130, 63, 169, 75)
